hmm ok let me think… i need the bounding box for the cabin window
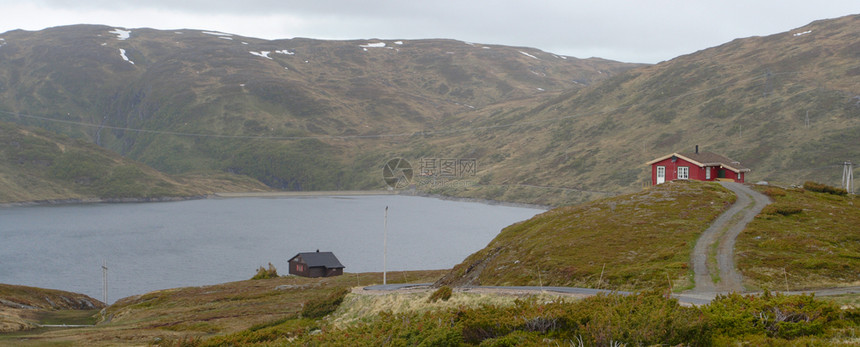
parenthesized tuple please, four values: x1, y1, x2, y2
(705, 167, 711, 180)
(678, 166, 689, 180)
(297, 264, 304, 271)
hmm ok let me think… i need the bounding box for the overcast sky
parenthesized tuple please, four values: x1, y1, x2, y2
(0, 1, 856, 63)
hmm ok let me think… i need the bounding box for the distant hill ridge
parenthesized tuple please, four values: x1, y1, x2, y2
(0, 15, 858, 205)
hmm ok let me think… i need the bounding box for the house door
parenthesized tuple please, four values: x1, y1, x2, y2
(656, 166, 665, 184)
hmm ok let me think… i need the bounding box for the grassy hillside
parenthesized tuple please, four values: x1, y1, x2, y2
(437, 180, 735, 290)
(0, 120, 269, 203)
(0, 270, 445, 345)
(0, 284, 103, 332)
(5, 271, 857, 346)
(738, 185, 860, 290)
(438, 180, 860, 292)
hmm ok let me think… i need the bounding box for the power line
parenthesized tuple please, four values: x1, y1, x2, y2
(0, 66, 850, 146)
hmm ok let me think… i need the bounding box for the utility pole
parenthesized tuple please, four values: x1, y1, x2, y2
(383, 206, 388, 285)
(763, 69, 772, 97)
(102, 260, 108, 305)
(842, 161, 854, 194)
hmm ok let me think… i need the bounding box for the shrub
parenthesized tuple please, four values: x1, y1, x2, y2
(251, 263, 278, 280)
(301, 288, 350, 319)
(763, 187, 787, 197)
(458, 291, 710, 346)
(803, 181, 847, 196)
(702, 291, 841, 339)
(762, 204, 803, 216)
(428, 286, 453, 303)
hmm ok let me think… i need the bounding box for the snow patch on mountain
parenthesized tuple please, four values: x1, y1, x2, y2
(360, 42, 386, 48)
(520, 51, 539, 60)
(118, 49, 134, 64)
(793, 30, 812, 37)
(250, 51, 272, 59)
(109, 28, 131, 40)
(275, 50, 295, 55)
(203, 31, 232, 37)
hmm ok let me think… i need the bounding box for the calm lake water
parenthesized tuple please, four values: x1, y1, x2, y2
(0, 195, 543, 303)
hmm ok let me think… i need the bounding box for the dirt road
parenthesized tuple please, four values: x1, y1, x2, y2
(687, 182, 771, 297)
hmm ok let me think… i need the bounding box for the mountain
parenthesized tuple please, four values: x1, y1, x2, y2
(0, 120, 268, 204)
(0, 25, 638, 198)
(422, 14, 860, 204)
(0, 15, 858, 205)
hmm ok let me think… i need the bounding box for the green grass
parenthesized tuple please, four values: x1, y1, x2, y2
(33, 310, 100, 326)
(737, 185, 860, 290)
(709, 238, 722, 284)
(438, 180, 736, 291)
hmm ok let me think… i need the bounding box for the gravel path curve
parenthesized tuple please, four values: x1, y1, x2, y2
(688, 182, 771, 296)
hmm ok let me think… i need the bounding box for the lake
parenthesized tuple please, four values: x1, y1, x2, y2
(0, 195, 543, 303)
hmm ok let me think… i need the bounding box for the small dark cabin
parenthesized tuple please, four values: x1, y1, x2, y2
(288, 250, 345, 278)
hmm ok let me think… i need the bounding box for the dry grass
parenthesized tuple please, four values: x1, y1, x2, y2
(823, 293, 860, 308)
(0, 270, 445, 346)
(330, 289, 573, 329)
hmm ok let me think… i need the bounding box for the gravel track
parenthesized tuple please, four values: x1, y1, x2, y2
(688, 182, 771, 295)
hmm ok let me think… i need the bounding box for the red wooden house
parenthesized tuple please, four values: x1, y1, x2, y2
(646, 146, 749, 185)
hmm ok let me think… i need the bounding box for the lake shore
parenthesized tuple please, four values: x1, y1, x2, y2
(212, 190, 398, 198)
(0, 189, 551, 211)
(215, 190, 551, 210)
(0, 195, 206, 208)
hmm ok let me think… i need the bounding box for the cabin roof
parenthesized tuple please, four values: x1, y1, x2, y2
(289, 251, 345, 269)
(645, 151, 750, 173)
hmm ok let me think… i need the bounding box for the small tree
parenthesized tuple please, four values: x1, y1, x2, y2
(252, 262, 278, 280)
(427, 286, 453, 303)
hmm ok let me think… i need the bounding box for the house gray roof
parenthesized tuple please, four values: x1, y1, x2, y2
(677, 151, 750, 172)
(289, 251, 345, 269)
(646, 151, 750, 173)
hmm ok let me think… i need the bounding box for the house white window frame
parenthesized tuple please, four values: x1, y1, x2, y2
(705, 166, 711, 180)
(656, 166, 666, 184)
(677, 166, 689, 180)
